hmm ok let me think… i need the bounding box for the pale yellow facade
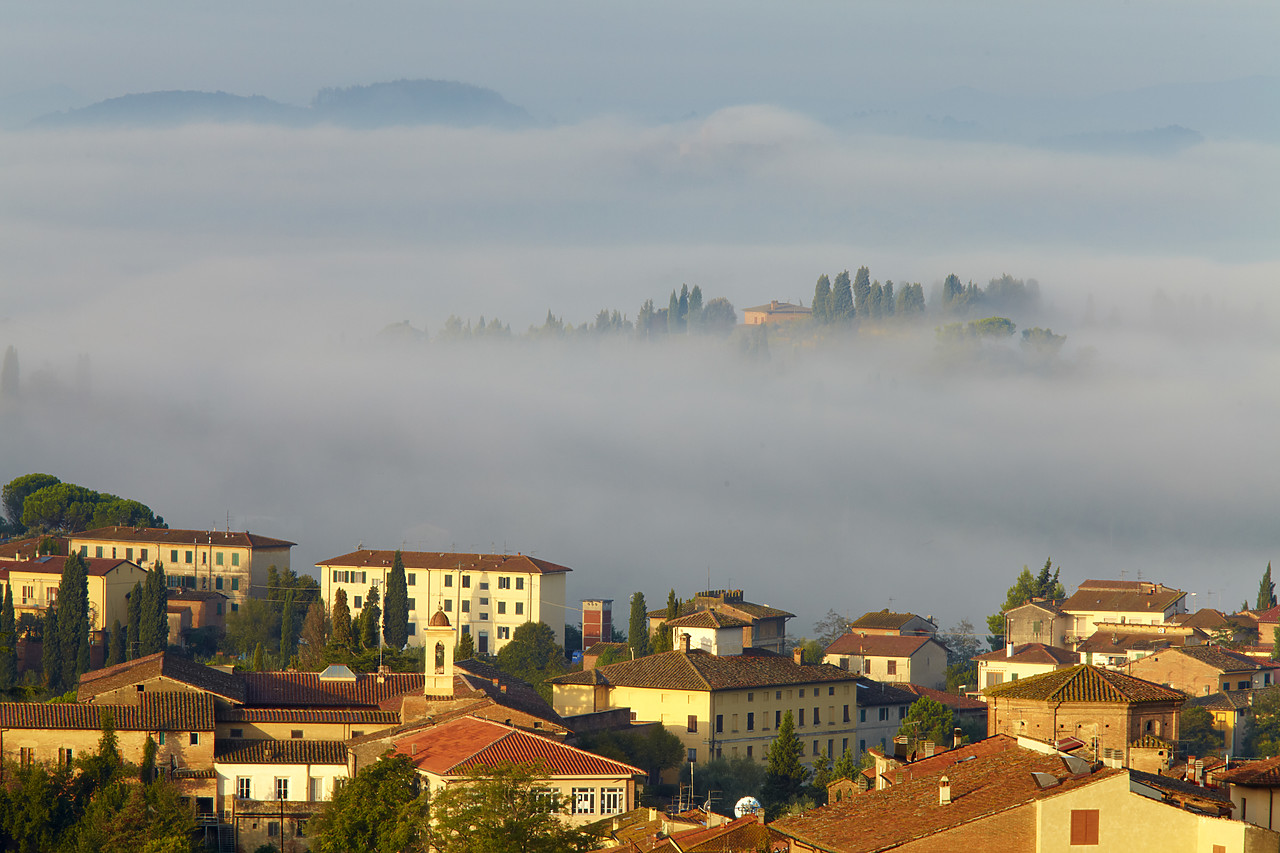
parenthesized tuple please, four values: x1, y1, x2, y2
(319, 556, 567, 655)
(418, 770, 636, 828)
(1037, 771, 1277, 853)
(977, 657, 1071, 689)
(552, 679, 858, 767)
(0, 560, 149, 631)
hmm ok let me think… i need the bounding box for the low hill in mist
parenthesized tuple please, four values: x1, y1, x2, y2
(31, 78, 531, 129)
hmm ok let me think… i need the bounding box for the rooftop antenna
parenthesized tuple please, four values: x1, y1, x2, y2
(225, 511, 231, 534)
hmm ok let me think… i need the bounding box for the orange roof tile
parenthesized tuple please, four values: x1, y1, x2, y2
(983, 664, 1185, 704)
(316, 550, 570, 574)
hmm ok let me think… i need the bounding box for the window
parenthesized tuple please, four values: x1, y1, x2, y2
(776, 691, 782, 700)
(813, 707, 820, 725)
(886, 660, 897, 675)
(479, 582, 489, 591)
(1240, 680, 1251, 690)
(879, 707, 889, 721)
(231, 553, 240, 566)
(126, 547, 133, 561)
(216, 552, 224, 566)
(20, 586, 33, 605)
(572, 788, 595, 815)
(813, 740, 819, 756)
(231, 578, 239, 591)
(237, 777, 251, 799)
(231, 603, 238, 612)
(407, 598, 415, 611)
(747, 712, 755, 731)
(688, 715, 698, 732)
(775, 710, 781, 728)
(170, 549, 178, 563)
(859, 739, 866, 753)
(842, 738, 848, 753)
(1070, 809, 1098, 845)
(19, 748, 32, 767)
(230, 728, 243, 738)
(479, 597, 489, 606)
(747, 746, 753, 758)
(185, 550, 193, 564)
(515, 602, 524, 615)
(829, 686, 835, 696)
(799, 709, 805, 726)
(354, 596, 363, 608)
(844, 705, 851, 723)
(899, 706, 907, 720)
(716, 715, 723, 733)
(497, 601, 506, 614)
(96, 546, 103, 558)
(275, 778, 289, 801)
(497, 626, 510, 640)
(215, 576, 223, 590)
(59, 748, 73, 766)
(444, 600, 452, 612)
(46, 589, 56, 604)
(828, 739, 834, 757)
(407, 573, 415, 585)
(516, 577, 524, 590)
(309, 777, 324, 802)
(291, 730, 303, 739)
(444, 575, 453, 587)
(156, 732, 165, 744)
(80, 546, 88, 557)
(190, 732, 200, 745)
(498, 577, 510, 589)
(601, 788, 624, 815)
(140, 548, 148, 561)
(112, 547, 117, 558)
(407, 623, 415, 635)
(267, 822, 280, 838)
(462, 601, 470, 613)
(799, 689, 805, 698)
(747, 692, 754, 702)
(462, 576, 471, 588)
(687, 748, 697, 762)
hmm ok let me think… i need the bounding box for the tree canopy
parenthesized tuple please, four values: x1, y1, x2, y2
(426, 763, 592, 853)
(383, 550, 410, 649)
(986, 558, 1066, 649)
(1, 474, 165, 534)
(762, 710, 808, 814)
(896, 696, 955, 748)
(494, 621, 566, 702)
(309, 754, 429, 853)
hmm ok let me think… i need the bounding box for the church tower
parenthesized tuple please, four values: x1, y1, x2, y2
(424, 607, 456, 697)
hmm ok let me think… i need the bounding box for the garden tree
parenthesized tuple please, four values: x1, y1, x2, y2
(939, 619, 979, 691)
(2, 472, 60, 531)
(251, 643, 265, 672)
(1247, 688, 1280, 757)
(426, 763, 592, 853)
(666, 589, 681, 620)
(138, 562, 169, 655)
(831, 747, 858, 782)
(359, 583, 382, 650)
(986, 558, 1065, 649)
(564, 622, 583, 653)
(627, 592, 650, 659)
(882, 281, 895, 317)
(455, 630, 475, 661)
(897, 696, 955, 747)
(852, 267, 872, 318)
(42, 605, 61, 691)
(813, 609, 853, 647)
(702, 297, 737, 335)
(139, 735, 157, 784)
(309, 754, 429, 853)
(1180, 707, 1223, 758)
(807, 754, 833, 805)
(106, 619, 124, 667)
(762, 710, 808, 812)
(495, 621, 567, 702)
(57, 550, 92, 688)
(1019, 327, 1067, 361)
(299, 599, 330, 670)
(575, 724, 685, 785)
(830, 270, 854, 321)
(90, 497, 161, 529)
(383, 549, 410, 649)
(279, 588, 298, 661)
(0, 585, 15, 691)
(1260, 563, 1277, 611)
(125, 581, 142, 660)
(225, 597, 277, 658)
(21, 481, 162, 533)
(650, 623, 673, 653)
(796, 638, 825, 664)
(330, 588, 353, 653)
(812, 274, 832, 323)
(687, 285, 704, 330)
(681, 756, 765, 812)
(895, 282, 926, 315)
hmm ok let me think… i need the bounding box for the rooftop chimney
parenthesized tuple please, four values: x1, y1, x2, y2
(793, 647, 805, 665)
(680, 633, 692, 654)
(939, 775, 951, 805)
(953, 727, 963, 750)
(1006, 641, 1015, 658)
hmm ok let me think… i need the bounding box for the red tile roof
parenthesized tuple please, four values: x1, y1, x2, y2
(0, 536, 66, 560)
(243, 671, 424, 708)
(0, 692, 213, 731)
(0, 556, 140, 577)
(984, 664, 1185, 704)
(217, 707, 400, 725)
(973, 643, 1078, 666)
(78, 652, 246, 703)
(1218, 755, 1280, 787)
(395, 716, 641, 778)
(548, 648, 859, 692)
(664, 610, 752, 630)
(316, 550, 570, 574)
(1062, 580, 1185, 615)
(824, 633, 941, 657)
(849, 611, 933, 631)
(215, 738, 347, 765)
(73, 526, 295, 549)
(898, 683, 989, 712)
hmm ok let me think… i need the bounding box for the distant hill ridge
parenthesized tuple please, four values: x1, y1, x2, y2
(32, 78, 532, 129)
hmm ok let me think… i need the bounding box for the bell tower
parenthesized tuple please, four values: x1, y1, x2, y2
(424, 607, 455, 697)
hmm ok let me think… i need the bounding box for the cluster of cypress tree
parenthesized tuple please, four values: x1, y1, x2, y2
(811, 267, 926, 325)
(42, 551, 94, 693)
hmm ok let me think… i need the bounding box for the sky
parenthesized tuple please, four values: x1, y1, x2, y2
(1, 2, 1278, 641)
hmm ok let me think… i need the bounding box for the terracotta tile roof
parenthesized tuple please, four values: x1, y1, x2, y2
(668, 814, 785, 852)
(1062, 580, 1185, 615)
(1129, 768, 1232, 806)
(584, 642, 627, 656)
(1253, 605, 1280, 623)
(973, 643, 1078, 665)
(849, 611, 932, 631)
(73, 526, 295, 549)
(773, 741, 1119, 852)
(1005, 599, 1067, 617)
(454, 657, 565, 727)
(77, 652, 246, 704)
(217, 707, 400, 725)
(1218, 755, 1280, 786)
(1170, 609, 1231, 630)
(242, 671, 424, 708)
(1077, 632, 1178, 654)
(215, 738, 347, 765)
(983, 664, 1185, 704)
(316, 549, 570, 574)
(824, 633, 942, 657)
(0, 692, 213, 731)
(0, 536, 66, 560)
(547, 648, 859, 692)
(1188, 690, 1254, 712)
(646, 600, 794, 622)
(0, 555, 139, 577)
(1164, 644, 1272, 673)
(167, 589, 229, 602)
(664, 610, 752, 630)
(395, 716, 641, 777)
(898, 683, 989, 712)
(854, 677, 919, 708)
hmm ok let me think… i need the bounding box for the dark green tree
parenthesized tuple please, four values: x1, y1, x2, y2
(762, 710, 808, 813)
(495, 621, 566, 702)
(383, 550, 410, 649)
(1259, 563, 1276, 611)
(0, 585, 16, 691)
(251, 642, 265, 672)
(359, 584, 381, 651)
(330, 588, 353, 653)
(1180, 706, 1223, 759)
(425, 762, 590, 853)
(852, 266, 871, 318)
(830, 270, 853, 321)
(1, 473, 60, 531)
(308, 754, 429, 853)
(667, 290, 682, 334)
(57, 551, 92, 688)
(299, 599, 330, 671)
(812, 274, 832, 323)
(138, 563, 169, 655)
(687, 285, 704, 330)
(456, 630, 475, 661)
(831, 747, 857, 782)
(106, 619, 124, 667)
(125, 581, 142, 660)
(986, 558, 1065, 649)
(628, 592, 650, 659)
(1246, 688, 1280, 757)
(681, 756, 765, 813)
(702, 297, 737, 335)
(139, 735, 157, 785)
(666, 589, 680, 620)
(279, 589, 298, 661)
(42, 605, 61, 691)
(897, 696, 955, 747)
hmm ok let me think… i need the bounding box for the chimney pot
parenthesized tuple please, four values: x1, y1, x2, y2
(939, 775, 951, 805)
(793, 647, 805, 665)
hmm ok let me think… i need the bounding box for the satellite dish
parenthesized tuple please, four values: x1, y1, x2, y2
(734, 796, 762, 818)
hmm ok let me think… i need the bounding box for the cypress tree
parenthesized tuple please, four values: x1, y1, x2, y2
(330, 588, 353, 652)
(852, 266, 872, 317)
(1259, 563, 1276, 611)
(126, 581, 143, 660)
(831, 270, 854, 321)
(383, 550, 409, 650)
(57, 551, 91, 688)
(139, 735, 157, 784)
(678, 284, 690, 329)
(252, 642, 264, 672)
(279, 589, 297, 661)
(455, 630, 474, 661)
(812, 274, 832, 323)
(628, 592, 650, 659)
(666, 589, 680, 620)
(0, 585, 16, 691)
(139, 563, 169, 655)
(42, 606, 61, 691)
(107, 619, 124, 666)
(762, 710, 808, 810)
(882, 281, 895, 317)
(360, 585, 381, 650)
(688, 285, 704, 330)
(667, 290, 681, 334)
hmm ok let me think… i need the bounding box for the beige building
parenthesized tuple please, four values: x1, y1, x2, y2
(742, 300, 811, 325)
(646, 589, 793, 654)
(548, 646, 860, 767)
(1003, 599, 1071, 648)
(1061, 579, 1188, 642)
(317, 550, 570, 655)
(823, 633, 948, 690)
(69, 526, 295, 609)
(974, 642, 1078, 689)
(1126, 645, 1276, 697)
(0, 555, 150, 631)
(847, 610, 937, 637)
